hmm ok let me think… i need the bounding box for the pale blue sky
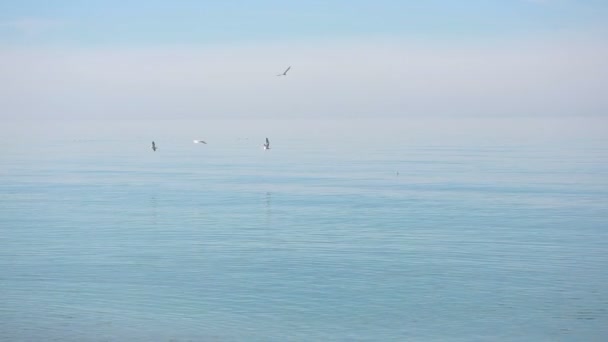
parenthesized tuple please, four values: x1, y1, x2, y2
(1, 0, 607, 45)
(1, 1, 607, 120)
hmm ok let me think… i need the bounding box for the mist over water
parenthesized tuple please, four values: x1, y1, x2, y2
(1, 117, 607, 341)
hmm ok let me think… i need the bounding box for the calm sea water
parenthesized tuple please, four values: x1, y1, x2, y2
(1, 118, 607, 341)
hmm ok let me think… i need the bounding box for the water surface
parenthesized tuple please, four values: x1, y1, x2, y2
(1, 118, 607, 341)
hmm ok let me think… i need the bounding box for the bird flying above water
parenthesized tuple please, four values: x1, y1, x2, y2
(193, 140, 207, 144)
(276, 66, 291, 76)
(263, 137, 270, 150)
(151, 141, 157, 151)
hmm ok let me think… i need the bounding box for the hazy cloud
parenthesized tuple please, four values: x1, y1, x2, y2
(1, 36, 606, 120)
(0, 17, 63, 36)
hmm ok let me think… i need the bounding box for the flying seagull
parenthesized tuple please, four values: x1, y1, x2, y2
(193, 140, 207, 144)
(276, 66, 291, 76)
(151, 141, 157, 152)
(263, 137, 270, 150)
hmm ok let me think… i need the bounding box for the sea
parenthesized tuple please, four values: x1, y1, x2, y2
(1, 117, 607, 341)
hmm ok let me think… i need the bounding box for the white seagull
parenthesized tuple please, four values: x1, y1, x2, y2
(263, 137, 270, 150)
(193, 140, 207, 144)
(151, 141, 157, 152)
(276, 66, 291, 76)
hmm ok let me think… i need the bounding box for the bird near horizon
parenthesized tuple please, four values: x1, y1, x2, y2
(263, 137, 270, 150)
(193, 139, 207, 144)
(277, 66, 291, 76)
(151, 141, 157, 151)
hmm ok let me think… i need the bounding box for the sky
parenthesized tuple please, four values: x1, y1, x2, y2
(1, 0, 607, 120)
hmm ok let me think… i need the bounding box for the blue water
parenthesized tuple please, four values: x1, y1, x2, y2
(1, 119, 607, 341)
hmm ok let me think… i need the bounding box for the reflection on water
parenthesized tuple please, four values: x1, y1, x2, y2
(149, 195, 157, 226)
(265, 191, 272, 227)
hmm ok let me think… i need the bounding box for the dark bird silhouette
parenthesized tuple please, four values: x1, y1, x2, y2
(263, 137, 270, 150)
(151, 141, 157, 151)
(276, 66, 291, 76)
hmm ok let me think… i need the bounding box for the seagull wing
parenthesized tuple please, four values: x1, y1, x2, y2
(283, 66, 291, 75)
